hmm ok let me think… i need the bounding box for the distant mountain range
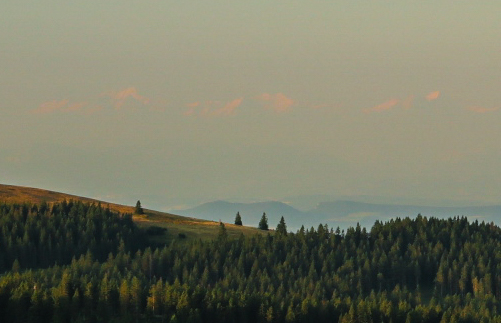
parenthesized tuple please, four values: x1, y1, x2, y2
(176, 200, 308, 230)
(177, 200, 501, 231)
(3, 183, 500, 233)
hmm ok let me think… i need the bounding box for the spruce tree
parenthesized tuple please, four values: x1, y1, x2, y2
(276, 216, 287, 235)
(258, 212, 268, 230)
(234, 212, 243, 226)
(135, 200, 144, 214)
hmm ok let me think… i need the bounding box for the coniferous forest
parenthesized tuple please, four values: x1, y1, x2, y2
(2, 201, 501, 322)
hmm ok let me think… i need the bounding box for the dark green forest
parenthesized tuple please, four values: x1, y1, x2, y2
(1, 201, 501, 322)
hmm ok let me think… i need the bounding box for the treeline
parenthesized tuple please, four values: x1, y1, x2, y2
(2, 202, 501, 322)
(0, 201, 145, 272)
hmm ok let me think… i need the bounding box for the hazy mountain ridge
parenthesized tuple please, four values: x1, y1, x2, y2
(179, 199, 501, 230)
(176, 200, 308, 229)
(3, 182, 500, 232)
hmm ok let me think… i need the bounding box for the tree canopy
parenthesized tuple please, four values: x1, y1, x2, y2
(1, 202, 501, 322)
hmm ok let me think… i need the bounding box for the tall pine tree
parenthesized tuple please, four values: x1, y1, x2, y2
(258, 212, 268, 230)
(234, 212, 243, 226)
(135, 200, 144, 214)
(276, 216, 287, 235)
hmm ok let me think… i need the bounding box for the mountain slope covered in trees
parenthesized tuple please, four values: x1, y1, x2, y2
(1, 197, 501, 322)
(0, 184, 266, 243)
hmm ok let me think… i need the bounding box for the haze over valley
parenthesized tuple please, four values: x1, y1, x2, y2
(177, 198, 501, 231)
(1, 2, 501, 321)
(1, 2, 500, 216)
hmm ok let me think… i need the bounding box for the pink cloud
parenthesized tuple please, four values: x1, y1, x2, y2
(302, 102, 343, 110)
(401, 95, 414, 109)
(467, 106, 499, 114)
(213, 98, 243, 115)
(31, 87, 153, 115)
(257, 92, 294, 113)
(105, 87, 150, 109)
(31, 99, 69, 114)
(426, 91, 440, 101)
(364, 98, 399, 113)
(184, 98, 243, 117)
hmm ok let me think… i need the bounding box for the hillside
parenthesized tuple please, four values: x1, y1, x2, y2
(0, 184, 135, 214)
(0, 184, 268, 243)
(2, 209, 501, 322)
(177, 200, 309, 229)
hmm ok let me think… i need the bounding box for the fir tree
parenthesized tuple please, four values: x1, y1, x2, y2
(276, 216, 287, 235)
(258, 212, 268, 230)
(234, 212, 243, 226)
(135, 200, 144, 214)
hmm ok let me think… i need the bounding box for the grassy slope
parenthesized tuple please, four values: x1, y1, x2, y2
(0, 184, 268, 244)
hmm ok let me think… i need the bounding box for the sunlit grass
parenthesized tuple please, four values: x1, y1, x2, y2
(0, 183, 269, 244)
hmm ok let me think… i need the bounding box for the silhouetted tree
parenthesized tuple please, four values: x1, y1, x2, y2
(276, 216, 287, 235)
(234, 212, 242, 226)
(135, 200, 144, 214)
(258, 212, 268, 230)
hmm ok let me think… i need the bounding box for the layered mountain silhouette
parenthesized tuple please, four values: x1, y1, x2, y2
(178, 200, 501, 231)
(176, 200, 308, 229)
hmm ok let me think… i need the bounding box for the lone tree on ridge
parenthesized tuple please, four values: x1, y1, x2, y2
(234, 212, 243, 226)
(135, 200, 144, 214)
(258, 212, 268, 230)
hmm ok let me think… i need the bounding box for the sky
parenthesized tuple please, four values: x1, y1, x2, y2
(1, 1, 500, 211)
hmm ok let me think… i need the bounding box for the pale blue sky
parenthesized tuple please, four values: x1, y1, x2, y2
(1, 1, 500, 210)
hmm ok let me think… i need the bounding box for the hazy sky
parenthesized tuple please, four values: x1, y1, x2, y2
(2, 1, 500, 210)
